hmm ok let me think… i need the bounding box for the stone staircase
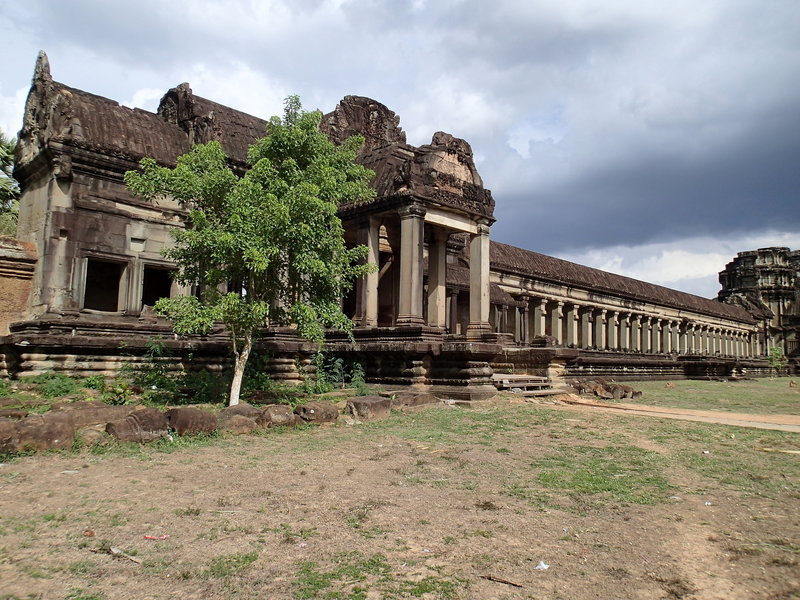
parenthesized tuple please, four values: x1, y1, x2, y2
(491, 373, 568, 397)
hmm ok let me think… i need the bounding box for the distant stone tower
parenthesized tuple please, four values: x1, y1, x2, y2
(718, 247, 800, 358)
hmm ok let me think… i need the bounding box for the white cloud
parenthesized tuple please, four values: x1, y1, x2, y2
(559, 231, 800, 299)
(0, 87, 28, 138)
(121, 88, 164, 113)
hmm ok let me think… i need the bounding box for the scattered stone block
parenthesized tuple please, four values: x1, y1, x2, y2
(294, 401, 338, 423)
(165, 406, 217, 436)
(106, 407, 169, 443)
(50, 400, 134, 428)
(347, 396, 391, 421)
(258, 404, 299, 428)
(0, 408, 28, 419)
(219, 403, 262, 420)
(0, 418, 19, 453)
(388, 392, 439, 409)
(77, 425, 110, 447)
(15, 413, 75, 452)
(218, 414, 259, 435)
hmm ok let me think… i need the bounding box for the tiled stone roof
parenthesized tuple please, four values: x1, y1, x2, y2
(490, 241, 755, 323)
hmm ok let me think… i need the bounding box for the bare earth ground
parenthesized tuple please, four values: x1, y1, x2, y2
(1, 390, 799, 600)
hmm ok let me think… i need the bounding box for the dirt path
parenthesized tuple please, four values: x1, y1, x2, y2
(556, 397, 800, 433)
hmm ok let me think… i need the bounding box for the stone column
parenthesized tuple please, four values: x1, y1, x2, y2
(594, 309, 607, 350)
(651, 319, 661, 354)
(670, 321, 679, 353)
(426, 229, 448, 328)
(522, 303, 531, 344)
(662, 320, 671, 352)
(533, 298, 547, 338)
(467, 221, 491, 338)
(638, 317, 649, 353)
(580, 308, 593, 348)
(565, 303, 580, 347)
(629, 315, 641, 351)
(549, 301, 564, 345)
(353, 217, 380, 327)
(396, 203, 426, 326)
(619, 314, 630, 351)
(447, 290, 459, 334)
(607, 311, 619, 350)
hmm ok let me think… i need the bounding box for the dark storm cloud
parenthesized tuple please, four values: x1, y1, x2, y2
(2, 0, 799, 295)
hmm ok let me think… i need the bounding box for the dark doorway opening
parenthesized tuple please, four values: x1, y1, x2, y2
(84, 259, 124, 312)
(142, 267, 172, 307)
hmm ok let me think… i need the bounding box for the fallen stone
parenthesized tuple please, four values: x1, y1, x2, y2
(165, 406, 217, 436)
(219, 403, 262, 420)
(15, 413, 75, 452)
(294, 401, 339, 423)
(0, 408, 28, 419)
(218, 414, 259, 435)
(347, 396, 391, 421)
(50, 400, 134, 428)
(106, 407, 169, 444)
(0, 397, 19, 408)
(0, 418, 19, 453)
(258, 404, 299, 428)
(387, 392, 439, 409)
(77, 424, 110, 447)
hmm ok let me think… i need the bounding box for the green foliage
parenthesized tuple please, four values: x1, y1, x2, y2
(350, 363, 369, 396)
(0, 129, 19, 237)
(126, 96, 376, 404)
(207, 551, 259, 578)
(0, 378, 12, 396)
(26, 373, 80, 399)
(768, 347, 788, 376)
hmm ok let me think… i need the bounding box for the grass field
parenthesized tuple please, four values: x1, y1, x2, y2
(626, 377, 800, 415)
(1, 379, 799, 599)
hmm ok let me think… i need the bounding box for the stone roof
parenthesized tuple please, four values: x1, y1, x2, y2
(16, 53, 189, 172)
(157, 84, 267, 166)
(490, 241, 755, 323)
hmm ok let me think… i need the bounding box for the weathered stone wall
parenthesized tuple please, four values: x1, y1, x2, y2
(0, 239, 36, 335)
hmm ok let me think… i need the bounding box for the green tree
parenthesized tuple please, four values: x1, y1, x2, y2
(767, 346, 788, 378)
(125, 96, 375, 405)
(0, 129, 19, 236)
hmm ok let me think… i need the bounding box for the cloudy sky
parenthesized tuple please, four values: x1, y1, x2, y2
(3, 0, 799, 298)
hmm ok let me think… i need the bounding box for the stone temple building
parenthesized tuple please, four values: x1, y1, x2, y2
(0, 53, 794, 396)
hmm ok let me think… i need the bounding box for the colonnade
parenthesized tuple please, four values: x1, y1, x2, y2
(498, 297, 759, 358)
(352, 203, 493, 339)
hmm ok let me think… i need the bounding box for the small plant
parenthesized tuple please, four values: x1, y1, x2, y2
(28, 372, 80, 398)
(82, 375, 106, 391)
(768, 347, 788, 378)
(207, 551, 258, 578)
(350, 363, 369, 396)
(0, 378, 13, 396)
(100, 380, 135, 405)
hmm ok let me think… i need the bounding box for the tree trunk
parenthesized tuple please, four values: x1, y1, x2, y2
(228, 332, 253, 406)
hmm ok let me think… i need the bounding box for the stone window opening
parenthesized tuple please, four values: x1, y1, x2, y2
(83, 258, 125, 312)
(141, 266, 173, 307)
